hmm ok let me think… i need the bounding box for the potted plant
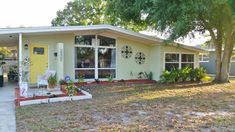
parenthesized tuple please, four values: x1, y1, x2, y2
(65, 81, 79, 96)
(47, 75, 57, 89)
(59, 79, 67, 91)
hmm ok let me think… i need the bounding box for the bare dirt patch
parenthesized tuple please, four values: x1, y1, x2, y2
(16, 82, 235, 131)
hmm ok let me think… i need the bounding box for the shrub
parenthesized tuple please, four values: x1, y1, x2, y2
(160, 68, 180, 83)
(160, 70, 172, 83)
(145, 72, 153, 80)
(138, 71, 153, 80)
(160, 67, 208, 83)
(179, 67, 192, 82)
(65, 81, 80, 96)
(192, 67, 207, 81)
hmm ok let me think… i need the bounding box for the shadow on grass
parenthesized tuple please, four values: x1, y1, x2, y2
(116, 86, 235, 111)
(92, 82, 216, 98)
(155, 82, 215, 91)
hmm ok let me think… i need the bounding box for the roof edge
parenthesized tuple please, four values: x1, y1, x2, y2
(0, 24, 203, 52)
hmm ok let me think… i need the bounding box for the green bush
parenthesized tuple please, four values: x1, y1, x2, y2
(160, 68, 180, 83)
(192, 67, 207, 81)
(66, 81, 80, 96)
(179, 67, 192, 82)
(160, 66, 207, 83)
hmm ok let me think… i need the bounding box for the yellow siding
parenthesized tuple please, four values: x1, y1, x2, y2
(22, 33, 200, 82)
(116, 38, 151, 80)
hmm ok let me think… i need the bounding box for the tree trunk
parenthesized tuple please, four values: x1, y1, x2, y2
(214, 44, 222, 82)
(209, 29, 222, 82)
(220, 32, 234, 83)
(221, 55, 230, 82)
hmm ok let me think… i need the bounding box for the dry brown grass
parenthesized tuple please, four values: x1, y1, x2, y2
(16, 82, 235, 132)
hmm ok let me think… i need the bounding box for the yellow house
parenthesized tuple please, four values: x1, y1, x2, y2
(0, 25, 204, 85)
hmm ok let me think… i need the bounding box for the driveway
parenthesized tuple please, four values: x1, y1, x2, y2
(0, 83, 17, 132)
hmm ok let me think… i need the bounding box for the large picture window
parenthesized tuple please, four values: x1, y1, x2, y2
(75, 35, 116, 79)
(75, 47, 95, 68)
(164, 53, 195, 71)
(75, 35, 96, 46)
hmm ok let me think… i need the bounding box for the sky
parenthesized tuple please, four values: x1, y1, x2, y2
(0, 0, 71, 28)
(0, 0, 208, 46)
(141, 30, 209, 46)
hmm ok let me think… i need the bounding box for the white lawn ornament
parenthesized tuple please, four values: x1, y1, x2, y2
(20, 82, 28, 97)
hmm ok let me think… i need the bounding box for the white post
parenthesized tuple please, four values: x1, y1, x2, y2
(19, 33, 23, 84)
(95, 34, 98, 79)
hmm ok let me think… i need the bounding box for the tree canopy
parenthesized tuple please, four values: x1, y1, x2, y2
(107, 0, 234, 39)
(52, 0, 105, 26)
(51, 0, 147, 31)
(107, 0, 235, 82)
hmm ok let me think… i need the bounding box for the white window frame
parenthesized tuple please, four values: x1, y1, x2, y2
(199, 53, 209, 62)
(163, 52, 195, 71)
(74, 34, 117, 80)
(181, 53, 195, 68)
(164, 53, 180, 70)
(97, 36, 117, 79)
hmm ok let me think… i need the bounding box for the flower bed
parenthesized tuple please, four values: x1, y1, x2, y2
(60, 79, 156, 91)
(75, 79, 156, 86)
(16, 79, 155, 107)
(15, 88, 91, 107)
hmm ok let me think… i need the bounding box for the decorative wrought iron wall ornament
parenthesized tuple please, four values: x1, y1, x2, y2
(135, 52, 146, 65)
(121, 45, 133, 59)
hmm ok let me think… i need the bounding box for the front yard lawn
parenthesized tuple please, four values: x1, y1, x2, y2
(16, 82, 235, 131)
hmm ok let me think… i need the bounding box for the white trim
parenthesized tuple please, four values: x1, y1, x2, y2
(74, 45, 94, 48)
(0, 25, 158, 42)
(199, 53, 209, 63)
(47, 46, 50, 69)
(97, 68, 116, 70)
(97, 46, 116, 49)
(163, 52, 196, 71)
(19, 33, 23, 84)
(75, 68, 95, 70)
(95, 34, 98, 79)
(179, 54, 182, 69)
(194, 53, 196, 67)
(19, 90, 92, 106)
(115, 39, 118, 80)
(231, 55, 235, 62)
(0, 24, 205, 53)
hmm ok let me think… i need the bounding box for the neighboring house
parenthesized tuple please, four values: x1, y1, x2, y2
(0, 24, 204, 85)
(199, 50, 235, 76)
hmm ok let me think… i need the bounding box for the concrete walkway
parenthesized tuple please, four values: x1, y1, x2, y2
(0, 83, 17, 132)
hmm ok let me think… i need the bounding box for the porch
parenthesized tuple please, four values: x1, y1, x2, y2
(0, 82, 17, 132)
(0, 33, 19, 87)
